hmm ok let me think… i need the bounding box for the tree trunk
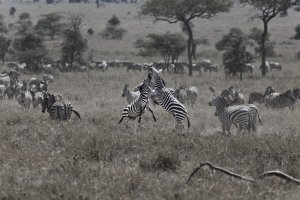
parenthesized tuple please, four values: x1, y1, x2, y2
(96, 0, 99, 8)
(240, 71, 243, 81)
(261, 21, 268, 77)
(184, 20, 193, 76)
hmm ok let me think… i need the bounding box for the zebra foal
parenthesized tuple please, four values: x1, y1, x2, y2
(118, 79, 156, 124)
(41, 92, 81, 120)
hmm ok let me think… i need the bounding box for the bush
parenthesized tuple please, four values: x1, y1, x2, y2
(87, 28, 94, 35)
(297, 52, 300, 60)
(294, 24, 300, 39)
(139, 151, 180, 172)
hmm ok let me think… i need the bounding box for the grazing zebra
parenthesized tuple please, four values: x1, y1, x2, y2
(122, 84, 140, 104)
(209, 96, 257, 134)
(32, 91, 44, 109)
(118, 79, 156, 124)
(269, 62, 282, 71)
(148, 66, 190, 129)
(248, 86, 276, 104)
(186, 86, 198, 106)
(174, 85, 187, 104)
(264, 89, 298, 110)
(41, 92, 81, 120)
(17, 90, 33, 110)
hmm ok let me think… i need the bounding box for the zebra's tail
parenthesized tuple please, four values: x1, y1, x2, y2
(187, 116, 191, 129)
(247, 111, 254, 133)
(257, 112, 263, 126)
(72, 110, 81, 120)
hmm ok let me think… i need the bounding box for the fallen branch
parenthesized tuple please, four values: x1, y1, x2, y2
(258, 170, 300, 185)
(187, 162, 254, 184)
(187, 162, 300, 186)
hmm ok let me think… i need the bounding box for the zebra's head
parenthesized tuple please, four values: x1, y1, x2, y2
(293, 88, 300, 99)
(41, 92, 56, 113)
(209, 96, 229, 107)
(264, 86, 275, 96)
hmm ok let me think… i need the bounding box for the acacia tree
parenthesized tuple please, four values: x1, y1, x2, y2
(216, 28, 253, 81)
(240, 0, 293, 76)
(141, 0, 232, 76)
(135, 32, 186, 72)
(34, 13, 63, 40)
(61, 15, 87, 70)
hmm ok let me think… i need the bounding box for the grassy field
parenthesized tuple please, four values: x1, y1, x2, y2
(0, 1, 300, 200)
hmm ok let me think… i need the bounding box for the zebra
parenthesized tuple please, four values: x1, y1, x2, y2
(248, 86, 276, 104)
(118, 79, 156, 124)
(41, 92, 81, 120)
(264, 89, 299, 110)
(186, 86, 198, 106)
(122, 84, 140, 104)
(209, 96, 258, 135)
(148, 66, 190, 129)
(17, 90, 33, 110)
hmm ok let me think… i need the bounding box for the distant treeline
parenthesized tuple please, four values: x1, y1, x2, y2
(44, 0, 139, 4)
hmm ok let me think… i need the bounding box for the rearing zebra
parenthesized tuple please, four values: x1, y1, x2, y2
(118, 79, 156, 124)
(209, 96, 258, 135)
(41, 92, 81, 120)
(148, 66, 190, 129)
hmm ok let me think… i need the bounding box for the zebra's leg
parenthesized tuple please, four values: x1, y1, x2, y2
(118, 116, 125, 124)
(147, 106, 156, 121)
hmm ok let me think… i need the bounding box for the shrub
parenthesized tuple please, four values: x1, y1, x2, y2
(294, 24, 300, 39)
(139, 151, 180, 172)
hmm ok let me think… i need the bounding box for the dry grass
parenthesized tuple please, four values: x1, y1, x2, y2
(0, 1, 300, 200)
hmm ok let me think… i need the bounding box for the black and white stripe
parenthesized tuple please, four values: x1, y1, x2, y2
(41, 92, 80, 120)
(118, 79, 156, 124)
(209, 96, 257, 134)
(148, 66, 190, 129)
(265, 89, 298, 110)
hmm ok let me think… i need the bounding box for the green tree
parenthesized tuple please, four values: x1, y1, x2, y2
(101, 15, 126, 40)
(34, 13, 63, 40)
(135, 32, 186, 72)
(61, 15, 88, 70)
(248, 27, 276, 57)
(294, 24, 300, 39)
(0, 15, 8, 33)
(0, 35, 11, 64)
(12, 33, 48, 72)
(17, 12, 33, 35)
(240, 0, 293, 76)
(9, 7, 16, 16)
(141, 0, 232, 76)
(216, 28, 253, 81)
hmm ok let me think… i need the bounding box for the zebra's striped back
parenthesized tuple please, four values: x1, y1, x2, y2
(41, 92, 80, 120)
(209, 96, 256, 134)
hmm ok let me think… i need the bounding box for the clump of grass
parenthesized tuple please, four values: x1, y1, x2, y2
(140, 151, 180, 172)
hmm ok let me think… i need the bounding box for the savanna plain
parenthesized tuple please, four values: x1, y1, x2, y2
(1, 1, 300, 199)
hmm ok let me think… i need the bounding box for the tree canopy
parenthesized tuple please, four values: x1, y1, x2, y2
(141, 0, 232, 76)
(135, 32, 186, 71)
(240, 0, 293, 76)
(34, 13, 64, 40)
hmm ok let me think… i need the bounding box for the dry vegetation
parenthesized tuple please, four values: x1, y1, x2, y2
(0, 1, 300, 199)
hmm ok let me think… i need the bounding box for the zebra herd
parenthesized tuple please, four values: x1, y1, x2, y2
(0, 69, 80, 121)
(119, 69, 300, 134)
